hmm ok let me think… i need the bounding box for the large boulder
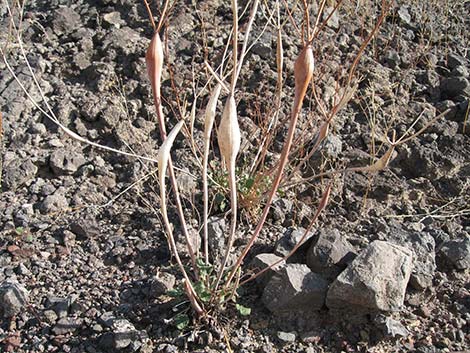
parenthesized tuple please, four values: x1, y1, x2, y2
(326, 241, 413, 311)
(262, 264, 328, 313)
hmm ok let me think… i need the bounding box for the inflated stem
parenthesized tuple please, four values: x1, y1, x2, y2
(157, 121, 203, 315)
(146, 32, 198, 274)
(225, 45, 314, 288)
(203, 84, 222, 264)
(213, 95, 241, 292)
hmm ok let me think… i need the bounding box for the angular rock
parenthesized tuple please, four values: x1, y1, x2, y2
(99, 318, 147, 351)
(249, 253, 285, 288)
(397, 6, 412, 26)
(53, 7, 81, 35)
(0, 281, 29, 317)
(271, 198, 294, 225)
(46, 295, 74, 318)
(41, 193, 69, 213)
(375, 315, 409, 338)
(3, 159, 37, 191)
(70, 215, 100, 238)
(52, 317, 83, 335)
(207, 216, 226, 263)
(149, 272, 176, 297)
(388, 228, 436, 290)
(440, 77, 470, 98)
(262, 264, 328, 313)
(326, 241, 413, 311)
(50, 149, 86, 175)
(306, 228, 357, 280)
(274, 227, 315, 257)
(277, 331, 296, 342)
(439, 236, 470, 270)
(323, 7, 339, 29)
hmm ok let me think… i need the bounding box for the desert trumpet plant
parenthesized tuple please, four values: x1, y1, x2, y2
(146, 31, 198, 273)
(203, 84, 222, 264)
(224, 43, 315, 288)
(213, 94, 241, 292)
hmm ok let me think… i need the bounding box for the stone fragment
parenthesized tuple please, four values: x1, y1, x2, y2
(323, 7, 339, 29)
(41, 193, 69, 213)
(70, 215, 100, 238)
(99, 318, 148, 351)
(277, 331, 296, 342)
(3, 159, 37, 191)
(306, 228, 357, 280)
(262, 264, 328, 313)
(274, 227, 315, 257)
(50, 149, 86, 175)
(440, 77, 470, 98)
(249, 253, 285, 287)
(149, 272, 176, 297)
(52, 317, 83, 335)
(46, 296, 74, 318)
(326, 241, 413, 311)
(439, 236, 470, 270)
(207, 216, 226, 263)
(375, 315, 410, 338)
(388, 228, 436, 290)
(0, 281, 29, 317)
(397, 6, 412, 26)
(53, 7, 81, 35)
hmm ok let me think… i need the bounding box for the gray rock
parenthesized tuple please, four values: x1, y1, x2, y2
(52, 317, 83, 335)
(41, 193, 69, 213)
(50, 149, 86, 175)
(46, 296, 74, 318)
(439, 236, 470, 270)
(440, 77, 470, 98)
(70, 215, 100, 238)
(262, 264, 328, 313)
(3, 159, 37, 191)
(150, 272, 176, 297)
(249, 253, 285, 288)
(102, 11, 123, 28)
(271, 198, 294, 225)
(326, 241, 413, 311)
(397, 6, 412, 26)
(375, 315, 410, 338)
(53, 7, 81, 35)
(277, 331, 296, 342)
(208, 216, 226, 262)
(323, 7, 339, 29)
(0, 281, 29, 317)
(99, 318, 147, 351)
(306, 229, 357, 280)
(447, 53, 469, 70)
(388, 228, 436, 290)
(274, 227, 314, 257)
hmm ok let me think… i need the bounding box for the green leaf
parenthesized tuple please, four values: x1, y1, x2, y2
(235, 304, 251, 316)
(15, 227, 24, 235)
(193, 281, 211, 302)
(167, 288, 184, 297)
(174, 313, 190, 330)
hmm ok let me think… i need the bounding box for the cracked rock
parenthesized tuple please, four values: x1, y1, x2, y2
(50, 149, 86, 175)
(249, 253, 285, 288)
(326, 241, 413, 311)
(306, 228, 357, 281)
(262, 264, 328, 313)
(3, 158, 37, 191)
(0, 281, 29, 317)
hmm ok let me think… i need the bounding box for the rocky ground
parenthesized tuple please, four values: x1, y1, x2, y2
(0, 0, 469, 352)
